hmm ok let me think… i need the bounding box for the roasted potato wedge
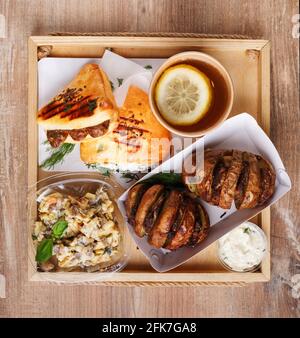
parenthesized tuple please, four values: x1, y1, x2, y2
(125, 183, 148, 224)
(219, 150, 243, 209)
(134, 184, 165, 237)
(183, 149, 224, 202)
(189, 203, 210, 246)
(148, 190, 182, 248)
(257, 155, 276, 205)
(234, 152, 261, 209)
(164, 200, 196, 250)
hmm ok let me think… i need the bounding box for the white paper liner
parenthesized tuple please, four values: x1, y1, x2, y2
(38, 52, 165, 188)
(118, 113, 291, 272)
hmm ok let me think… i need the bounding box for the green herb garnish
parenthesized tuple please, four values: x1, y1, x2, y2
(120, 171, 140, 183)
(85, 163, 111, 177)
(243, 227, 251, 234)
(97, 144, 104, 153)
(109, 81, 115, 91)
(52, 220, 68, 239)
(88, 99, 97, 112)
(142, 172, 183, 187)
(40, 143, 75, 170)
(117, 78, 124, 87)
(104, 247, 112, 255)
(144, 65, 152, 70)
(63, 103, 72, 112)
(35, 220, 68, 263)
(36, 238, 53, 263)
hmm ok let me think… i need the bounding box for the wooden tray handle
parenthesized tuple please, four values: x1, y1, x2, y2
(100, 281, 246, 287)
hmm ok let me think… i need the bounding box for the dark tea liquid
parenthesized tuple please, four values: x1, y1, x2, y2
(164, 60, 230, 133)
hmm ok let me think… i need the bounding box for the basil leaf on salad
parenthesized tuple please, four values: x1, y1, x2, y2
(36, 238, 53, 263)
(52, 219, 68, 239)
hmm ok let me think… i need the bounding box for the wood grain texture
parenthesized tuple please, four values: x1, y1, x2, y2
(0, 0, 299, 318)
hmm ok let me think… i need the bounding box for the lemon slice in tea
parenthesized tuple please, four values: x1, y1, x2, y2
(155, 64, 213, 126)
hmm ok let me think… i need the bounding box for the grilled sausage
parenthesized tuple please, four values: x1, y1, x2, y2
(148, 190, 182, 248)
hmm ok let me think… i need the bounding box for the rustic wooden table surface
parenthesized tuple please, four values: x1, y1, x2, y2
(0, 0, 299, 318)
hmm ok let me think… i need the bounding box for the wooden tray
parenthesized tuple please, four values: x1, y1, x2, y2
(28, 35, 270, 285)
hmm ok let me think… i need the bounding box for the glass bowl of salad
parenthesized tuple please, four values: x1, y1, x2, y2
(28, 172, 131, 282)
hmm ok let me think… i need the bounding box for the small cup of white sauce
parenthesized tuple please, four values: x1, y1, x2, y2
(217, 222, 267, 272)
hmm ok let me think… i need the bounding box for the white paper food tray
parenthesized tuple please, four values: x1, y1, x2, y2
(118, 113, 291, 272)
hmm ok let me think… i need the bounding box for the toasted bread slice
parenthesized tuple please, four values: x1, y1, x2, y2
(234, 152, 261, 209)
(38, 64, 118, 146)
(80, 85, 171, 170)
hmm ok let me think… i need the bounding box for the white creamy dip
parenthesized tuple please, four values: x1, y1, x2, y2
(218, 222, 267, 272)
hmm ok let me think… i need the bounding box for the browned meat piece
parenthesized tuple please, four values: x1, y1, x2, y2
(47, 130, 68, 148)
(46, 121, 110, 147)
(69, 128, 88, 141)
(87, 120, 110, 138)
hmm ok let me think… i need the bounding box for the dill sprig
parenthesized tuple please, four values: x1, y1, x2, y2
(109, 80, 115, 91)
(120, 171, 141, 183)
(117, 78, 124, 87)
(85, 163, 111, 177)
(40, 143, 75, 170)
